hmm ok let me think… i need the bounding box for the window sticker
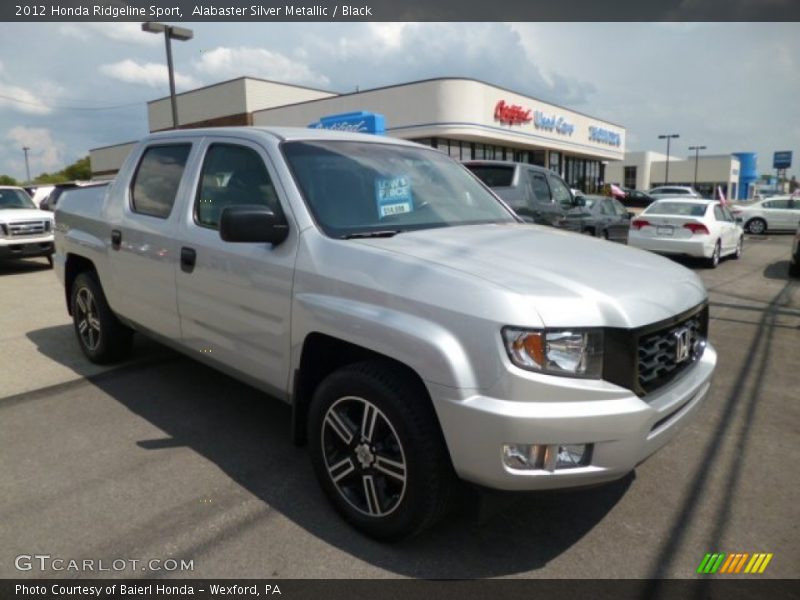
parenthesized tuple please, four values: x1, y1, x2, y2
(375, 175, 413, 218)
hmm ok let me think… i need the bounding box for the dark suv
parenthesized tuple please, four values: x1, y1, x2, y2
(464, 160, 580, 226)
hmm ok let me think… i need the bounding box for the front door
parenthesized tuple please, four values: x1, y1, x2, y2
(175, 139, 297, 394)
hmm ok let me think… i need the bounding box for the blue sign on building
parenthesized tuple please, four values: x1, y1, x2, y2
(309, 111, 386, 135)
(773, 151, 792, 169)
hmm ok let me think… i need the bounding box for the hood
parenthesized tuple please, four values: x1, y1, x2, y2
(355, 223, 707, 328)
(0, 208, 53, 222)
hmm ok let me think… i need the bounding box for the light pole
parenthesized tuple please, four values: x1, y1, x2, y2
(658, 134, 680, 185)
(688, 145, 707, 189)
(141, 22, 193, 129)
(22, 147, 31, 184)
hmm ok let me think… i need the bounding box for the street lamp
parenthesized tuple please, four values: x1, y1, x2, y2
(658, 134, 680, 185)
(688, 145, 707, 189)
(22, 147, 31, 184)
(141, 22, 193, 129)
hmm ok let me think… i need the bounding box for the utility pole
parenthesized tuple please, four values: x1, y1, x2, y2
(22, 147, 31, 184)
(658, 134, 680, 185)
(688, 145, 707, 189)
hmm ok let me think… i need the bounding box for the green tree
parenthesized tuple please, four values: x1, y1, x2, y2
(0, 174, 19, 185)
(32, 156, 92, 184)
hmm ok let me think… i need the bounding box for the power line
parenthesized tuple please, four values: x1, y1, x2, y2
(0, 92, 147, 111)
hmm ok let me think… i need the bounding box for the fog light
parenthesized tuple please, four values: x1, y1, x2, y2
(503, 443, 591, 471)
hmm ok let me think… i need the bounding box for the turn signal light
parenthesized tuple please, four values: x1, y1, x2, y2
(683, 223, 710, 235)
(631, 219, 650, 230)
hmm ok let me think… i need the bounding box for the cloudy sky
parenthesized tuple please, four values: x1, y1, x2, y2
(1, 22, 798, 180)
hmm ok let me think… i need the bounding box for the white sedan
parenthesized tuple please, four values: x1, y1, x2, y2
(730, 196, 800, 234)
(628, 198, 744, 268)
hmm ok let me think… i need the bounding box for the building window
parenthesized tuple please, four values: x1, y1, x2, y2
(623, 166, 637, 189)
(548, 151, 561, 176)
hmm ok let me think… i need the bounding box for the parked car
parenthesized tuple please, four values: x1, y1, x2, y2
(555, 195, 632, 242)
(790, 221, 800, 278)
(39, 182, 81, 212)
(463, 160, 581, 226)
(621, 188, 656, 208)
(628, 198, 743, 268)
(55, 127, 717, 540)
(28, 184, 55, 208)
(730, 196, 800, 234)
(647, 186, 702, 200)
(0, 186, 55, 266)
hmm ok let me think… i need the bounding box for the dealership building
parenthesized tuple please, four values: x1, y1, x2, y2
(604, 150, 760, 200)
(91, 76, 626, 192)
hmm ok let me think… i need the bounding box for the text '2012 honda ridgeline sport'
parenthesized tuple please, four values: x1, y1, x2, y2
(55, 127, 716, 540)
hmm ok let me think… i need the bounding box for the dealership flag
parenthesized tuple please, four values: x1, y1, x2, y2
(610, 183, 626, 199)
(717, 186, 727, 205)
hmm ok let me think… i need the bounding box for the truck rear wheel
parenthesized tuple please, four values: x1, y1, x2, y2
(308, 360, 457, 541)
(70, 271, 132, 364)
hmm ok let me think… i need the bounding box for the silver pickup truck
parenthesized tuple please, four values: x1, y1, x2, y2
(55, 127, 716, 540)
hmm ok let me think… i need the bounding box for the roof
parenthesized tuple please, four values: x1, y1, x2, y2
(143, 126, 425, 146)
(146, 76, 338, 105)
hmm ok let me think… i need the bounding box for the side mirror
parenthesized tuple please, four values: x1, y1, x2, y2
(220, 205, 289, 245)
(735, 216, 743, 224)
(627, 211, 635, 219)
(573, 197, 586, 207)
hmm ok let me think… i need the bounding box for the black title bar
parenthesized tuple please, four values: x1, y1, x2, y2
(4, 0, 800, 21)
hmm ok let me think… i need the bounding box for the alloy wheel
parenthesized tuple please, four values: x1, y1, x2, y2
(75, 287, 101, 351)
(747, 219, 766, 235)
(321, 396, 407, 517)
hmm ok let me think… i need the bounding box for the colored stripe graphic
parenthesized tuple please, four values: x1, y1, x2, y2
(700, 552, 774, 574)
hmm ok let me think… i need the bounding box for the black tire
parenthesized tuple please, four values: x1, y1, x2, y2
(745, 218, 767, 235)
(582, 227, 595, 236)
(70, 271, 133, 364)
(733, 236, 743, 260)
(706, 240, 721, 269)
(46, 254, 54, 268)
(602, 229, 610, 240)
(308, 360, 457, 541)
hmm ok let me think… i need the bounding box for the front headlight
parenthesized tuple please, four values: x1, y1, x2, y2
(502, 328, 603, 378)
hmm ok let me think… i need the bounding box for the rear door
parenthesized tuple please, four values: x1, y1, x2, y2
(713, 204, 736, 251)
(174, 137, 297, 394)
(608, 198, 632, 242)
(107, 142, 196, 338)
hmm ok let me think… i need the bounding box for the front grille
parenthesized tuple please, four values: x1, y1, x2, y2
(638, 312, 705, 394)
(602, 303, 708, 398)
(8, 220, 48, 237)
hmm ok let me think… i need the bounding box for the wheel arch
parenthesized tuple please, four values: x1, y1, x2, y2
(64, 254, 98, 315)
(291, 333, 439, 447)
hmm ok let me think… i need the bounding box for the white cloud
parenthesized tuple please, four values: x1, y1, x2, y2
(0, 82, 53, 115)
(6, 127, 66, 173)
(193, 47, 330, 88)
(60, 23, 160, 46)
(99, 59, 198, 89)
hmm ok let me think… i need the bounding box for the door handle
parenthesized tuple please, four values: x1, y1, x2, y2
(110, 229, 122, 250)
(180, 246, 197, 273)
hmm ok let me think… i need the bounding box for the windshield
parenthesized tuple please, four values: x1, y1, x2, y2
(0, 188, 36, 209)
(282, 141, 517, 238)
(645, 201, 708, 217)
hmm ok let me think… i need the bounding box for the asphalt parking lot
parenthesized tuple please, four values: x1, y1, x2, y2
(2, 233, 798, 580)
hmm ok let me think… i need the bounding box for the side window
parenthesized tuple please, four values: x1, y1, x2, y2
(195, 144, 281, 230)
(713, 205, 725, 221)
(131, 144, 191, 219)
(612, 199, 628, 216)
(722, 207, 735, 222)
(527, 171, 552, 203)
(549, 174, 573, 206)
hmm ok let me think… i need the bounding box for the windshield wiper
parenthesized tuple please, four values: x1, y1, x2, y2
(342, 230, 403, 240)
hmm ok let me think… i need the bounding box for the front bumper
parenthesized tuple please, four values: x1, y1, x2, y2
(428, 342, 717, 491)
(0, 239, 54, 259)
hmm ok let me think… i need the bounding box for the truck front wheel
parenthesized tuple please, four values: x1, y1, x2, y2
(308, 361, 457, 541)
(70, 271, 132, 364)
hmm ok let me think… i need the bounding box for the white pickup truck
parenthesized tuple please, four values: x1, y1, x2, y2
(55, 127, 716, 540)
(0, 186, 54, 266)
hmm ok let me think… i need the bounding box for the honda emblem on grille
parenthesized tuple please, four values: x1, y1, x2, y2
(674, 326, 692, 363)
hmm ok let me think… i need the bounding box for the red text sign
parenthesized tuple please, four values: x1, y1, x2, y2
(494, 100, 532, 125)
